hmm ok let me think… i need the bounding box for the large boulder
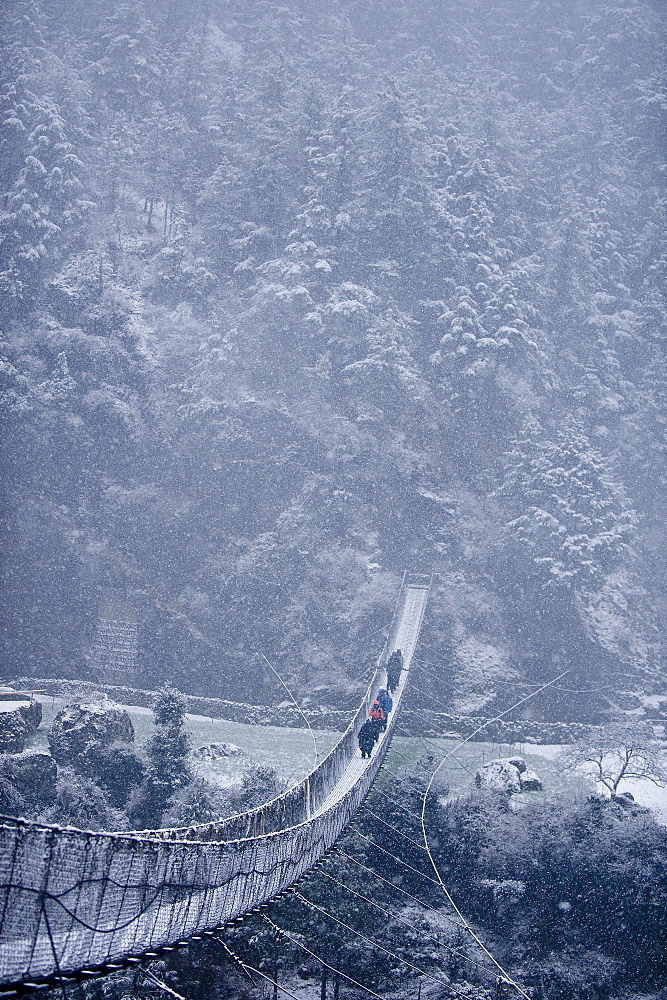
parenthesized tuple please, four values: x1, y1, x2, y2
(612, 791, 635, 808)
(475, 759, 523, 794)
(474, 757, 543, 795)
(1, 750, 57, 806)
(48, 702, 134, 766)
(0, 700, 43, 753)
(0, 709, 29, 754)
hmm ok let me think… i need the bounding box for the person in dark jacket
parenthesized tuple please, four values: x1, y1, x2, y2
(377, 688, 392, 730)
(358, 719, 375, 758)
(387, 650, 402, 672)
(386, 649, 403, 693)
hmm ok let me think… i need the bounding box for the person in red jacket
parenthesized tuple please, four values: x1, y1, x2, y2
(369, 700, 385, 741)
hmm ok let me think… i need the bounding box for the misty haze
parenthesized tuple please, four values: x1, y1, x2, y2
(0, 1, 665, 998)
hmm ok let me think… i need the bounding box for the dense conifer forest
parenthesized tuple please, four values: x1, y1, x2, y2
(1, 1, 665, 713)
(1, 2, 667, 997)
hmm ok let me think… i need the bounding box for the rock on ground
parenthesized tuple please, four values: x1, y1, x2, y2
(48, 702, 134, 766)
(612, 791, 636, 807)
(475, 756, 542, 794)
(193, 742, 243, 760)
(506, 755, 527, 773)
(520, 768, 543, 791)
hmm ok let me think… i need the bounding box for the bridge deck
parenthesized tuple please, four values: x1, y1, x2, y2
(312, 583, 429, 817)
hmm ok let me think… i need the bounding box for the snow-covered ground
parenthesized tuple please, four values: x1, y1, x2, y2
(25, 698, 667, 820)
(611, 774, 667, 820)
(520, 742, 667, 821)
(385, 737, 667, 821)
(28, 696, 341, 789)
(383, 737, 590, 797)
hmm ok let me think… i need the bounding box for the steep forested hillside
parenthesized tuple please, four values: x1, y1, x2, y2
(1, 0, 665, 721)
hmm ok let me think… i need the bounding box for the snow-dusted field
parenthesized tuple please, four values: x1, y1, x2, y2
(383, 736, 590, 797)
(385, 737, 667, 821)
(27, 698, 667, 820)
(29, 696, 341, 789)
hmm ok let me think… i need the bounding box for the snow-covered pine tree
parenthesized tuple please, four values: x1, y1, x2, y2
(497, 420, 637, 590)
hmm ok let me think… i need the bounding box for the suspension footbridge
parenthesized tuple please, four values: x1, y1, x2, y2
(0, 574, 431, 993)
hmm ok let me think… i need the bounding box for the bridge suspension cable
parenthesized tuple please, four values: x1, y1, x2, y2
(216, 937, 302, 1000)
(258, 649, 320, 766)
(260, 913, 385, 1000)
(291, 890, 458, 993)
(315, 870, 498, 980)
(141, 968, 186, 999)
(351, 829, 444, 888)
(419, 670, 571, 1000)
(335, 849, 463, 926)
(361, 810, 429, 853)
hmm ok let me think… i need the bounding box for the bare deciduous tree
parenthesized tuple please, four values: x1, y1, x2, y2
(558, 721, 667, 798)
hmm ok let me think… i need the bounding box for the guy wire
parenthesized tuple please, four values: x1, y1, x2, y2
(261, 913, 385, 999)
(419, 669, 570, 1000)
(259, 650, 319, 766)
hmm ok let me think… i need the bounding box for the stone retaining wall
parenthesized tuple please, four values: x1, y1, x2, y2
(9, 679, 666, 746)
(401, 707, 599, 744)
(8, 678, 352, 731)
